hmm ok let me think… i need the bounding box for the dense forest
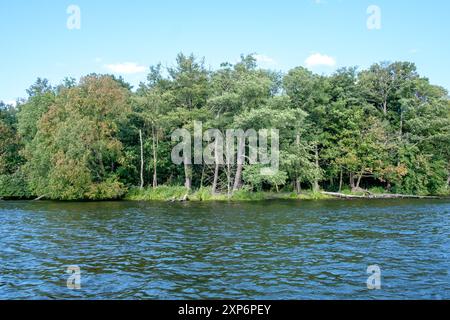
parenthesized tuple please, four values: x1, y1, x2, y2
(1, 53, 449, 200)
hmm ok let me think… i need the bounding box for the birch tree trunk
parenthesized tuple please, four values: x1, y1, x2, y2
(152, 127, 158, 188)
(296, 179, 301, 194)
(295, 134, 301, 194)
(350, 172, 355, 189)
(212, 138, 220, 194)
(139, 129, 144, 189)
(184, 146, 192, 190)
(356, 171, 363, 190)
(313, 143, 320, 192)
(233, 137, 245, 192)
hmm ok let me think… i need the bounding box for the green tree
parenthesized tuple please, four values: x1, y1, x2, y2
(22, 75, 131, 200)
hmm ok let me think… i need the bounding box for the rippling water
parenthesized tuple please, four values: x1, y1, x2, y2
(0, 199, 449, 299)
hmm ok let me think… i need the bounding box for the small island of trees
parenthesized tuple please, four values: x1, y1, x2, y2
(0, 54, 449, 201)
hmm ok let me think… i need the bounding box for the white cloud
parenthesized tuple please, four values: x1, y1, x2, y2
(254, 54, 277, 66)
(104, 62, 147, 74)
(305, 53, 336, 68)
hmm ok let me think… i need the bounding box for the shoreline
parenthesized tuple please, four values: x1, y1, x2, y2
(2, 188, 448, 202)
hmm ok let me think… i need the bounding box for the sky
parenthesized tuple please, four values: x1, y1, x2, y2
(1, 0, 450, 104)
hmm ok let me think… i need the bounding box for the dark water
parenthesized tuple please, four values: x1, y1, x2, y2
(0, 199, 449, 300)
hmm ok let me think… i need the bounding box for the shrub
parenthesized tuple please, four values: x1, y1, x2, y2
(0, 171, 32, 199)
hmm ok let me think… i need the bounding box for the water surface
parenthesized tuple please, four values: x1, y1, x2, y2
(0, 199, 449, 299)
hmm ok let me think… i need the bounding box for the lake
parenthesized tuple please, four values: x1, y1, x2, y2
(0, 199, 449, 299)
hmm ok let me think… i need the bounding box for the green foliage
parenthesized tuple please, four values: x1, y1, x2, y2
(393, 146, 448, 195)
(85, 177, 127, 200)
(1, 105, 23, 175)
(1, 55, 448, 201)
(243, 165, 288, 192)
(125, 186, 189, 201)
(193, 187, 214, 201)
(21, 75, 130, 200)
(0, 170, 32, 199)
(17, 79, 55, 144)
(297, 190, 331, 200)
(230, 189, 267, 201)
(368, 187, 387, 195)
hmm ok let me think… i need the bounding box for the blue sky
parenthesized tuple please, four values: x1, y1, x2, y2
(1, 0, 449, 103)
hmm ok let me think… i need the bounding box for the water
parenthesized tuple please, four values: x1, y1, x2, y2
(0, 199, 449, 300)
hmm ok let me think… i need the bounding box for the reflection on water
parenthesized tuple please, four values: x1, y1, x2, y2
(0, 199, 449, 299)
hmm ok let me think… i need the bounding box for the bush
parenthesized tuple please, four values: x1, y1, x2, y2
(85, 177, 127, 200)
(368, 187, 387, 194)
(0, 171, 32, 199)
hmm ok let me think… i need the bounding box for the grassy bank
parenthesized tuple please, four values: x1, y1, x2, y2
(2, 185, 447, 202)
(124, 186, 333, 202)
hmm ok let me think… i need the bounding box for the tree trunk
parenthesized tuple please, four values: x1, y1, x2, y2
(321, 191, 441, 200)
(296, 178, 301, 194)
(350, 172, 355, 189)
(383, 100, 387, 115)
(226, 161, 232, 197)
(233, 165, 243, 191)
(96, 151, 106, 178)
(33, 194, 47, 201)
(397, 108, 404, 167)
(184, 166, 192, 190)
(184, 163, 192, 190)
(152, 127, 158, 188)
(233, 137, 245, 192)
(200, 165, 205, 188)
(339, 168, 343, 193)
(139, 129, 144, 189)
(212, 164, 219, 194)
(356, 172, 363, 190)
(313, 143, 320, 192)
(212, 137, 220, 194)
(295, 134, 301, 194)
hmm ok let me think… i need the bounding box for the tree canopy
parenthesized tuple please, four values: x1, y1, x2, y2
(1, 54, 449, 200)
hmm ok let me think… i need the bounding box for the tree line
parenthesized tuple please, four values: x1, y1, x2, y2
(1, 53, 449, 200)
